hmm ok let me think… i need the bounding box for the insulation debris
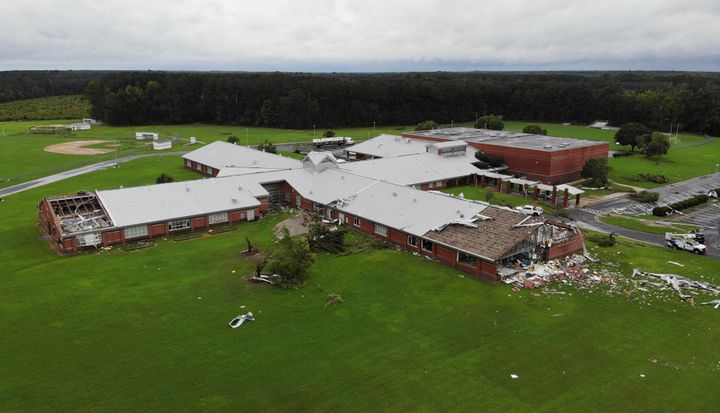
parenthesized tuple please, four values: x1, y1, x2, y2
(632, 269, 720, 300)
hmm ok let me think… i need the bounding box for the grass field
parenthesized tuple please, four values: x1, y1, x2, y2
(0, 95, 90, 121)
(442, 185, 558, 212)
(2, 154, 720, 410)
(599, 214, 700, 235)
(1, 117, 718, 193)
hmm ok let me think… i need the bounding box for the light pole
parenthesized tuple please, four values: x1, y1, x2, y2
(245, 128, 249, 147)
(313, 124, 316, 140)
(451, 120, 454, 129)
(373, 121, 376, 137)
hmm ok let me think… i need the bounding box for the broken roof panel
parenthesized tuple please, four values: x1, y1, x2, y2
(423, 207, 544, 261)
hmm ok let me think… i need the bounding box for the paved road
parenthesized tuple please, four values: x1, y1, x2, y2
(0, 151, 189, 198)
(571, 173, 720, 258)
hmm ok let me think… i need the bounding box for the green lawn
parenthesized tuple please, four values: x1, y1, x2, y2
(599, 214, 700, 235)
(1, 156, 720, 411)
(442, 185, 558, 212)
(0, 95, 90, 121)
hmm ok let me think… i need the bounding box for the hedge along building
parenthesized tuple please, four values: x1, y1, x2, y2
(401, 127, 609, 185)
(38, 145, 584, 280)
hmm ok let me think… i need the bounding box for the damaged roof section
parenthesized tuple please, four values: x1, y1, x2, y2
(45, 193, 113, 236)
(423, 208, 545, 261)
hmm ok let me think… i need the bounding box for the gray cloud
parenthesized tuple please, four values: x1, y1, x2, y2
(0, 0, 718, 71)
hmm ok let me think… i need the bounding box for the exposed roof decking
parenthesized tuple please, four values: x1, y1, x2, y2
(96, 176, 261, 227)
(183, 141, 302, 173)
(423, 207, 544, 261)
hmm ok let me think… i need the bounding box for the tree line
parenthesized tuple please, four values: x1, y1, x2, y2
(2, 71, 720, 135)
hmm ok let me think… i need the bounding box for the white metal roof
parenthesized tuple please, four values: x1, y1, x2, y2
(96, 177, 261, 227)
(335, 179, 491, 237)
(183, 141, 302, 173)
(339, 150, 479, 186)
(345, 134, 431, 158)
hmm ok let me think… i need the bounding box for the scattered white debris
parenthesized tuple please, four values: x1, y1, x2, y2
(510, 374, 519, 379)
(668, 261, 685, 267)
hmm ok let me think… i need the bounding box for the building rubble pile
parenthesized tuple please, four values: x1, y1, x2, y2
(501, 254, 720, 308)
(501, 254, 618, 292)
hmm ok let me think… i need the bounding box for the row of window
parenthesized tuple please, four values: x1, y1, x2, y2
(185, 159, 215, 175)
(121, 212, 232, 239)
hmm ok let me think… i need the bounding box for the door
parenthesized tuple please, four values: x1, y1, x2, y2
(338, 213, 345, 225)
(296, 195, 301, 207)
(246, 209, 255, 221)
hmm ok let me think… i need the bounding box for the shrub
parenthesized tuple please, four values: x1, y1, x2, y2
(227, 135, 239, 144)
(257, 139, 277, 153)
(637, 173, 669, 184)
(474, 115, 504, 130)
(522, 124, 547, 135)
(581, 158, 610, 187)
(156, 173, 174, 184)
(474, 151, 504, 168)
(322, 130, 336, 138)
(668, 194, 709, 211)
(415, 120, 438, 131)
(612, 151, 634, 158)
(589, 232, 616, 247)
(629, 191, 659, 203)
(652, 206, 671, 216)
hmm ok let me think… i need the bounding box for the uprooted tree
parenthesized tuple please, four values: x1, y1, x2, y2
(268, 227, 314, 289)
(252, 253, 270, 277)
(304, 213, 347, 253)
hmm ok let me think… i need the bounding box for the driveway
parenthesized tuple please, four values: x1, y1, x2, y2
(0, 151, 189, 198)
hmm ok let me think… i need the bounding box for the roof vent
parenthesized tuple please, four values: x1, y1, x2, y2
(544, 145, 553, 149)
(185, 186, 190, 192)
(231, 197, 238, 203)
(392, 192, 397, 197)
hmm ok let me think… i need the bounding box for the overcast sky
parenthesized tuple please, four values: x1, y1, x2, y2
(1, 0, 719, 71)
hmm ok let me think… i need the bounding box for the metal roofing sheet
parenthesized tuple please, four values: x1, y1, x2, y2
(183, 141, 302, 172)
(345, 134, 430, 158)
(96, 176, 261, 227)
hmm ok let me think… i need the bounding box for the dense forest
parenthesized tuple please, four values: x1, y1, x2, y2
(3, 71, 720, 135)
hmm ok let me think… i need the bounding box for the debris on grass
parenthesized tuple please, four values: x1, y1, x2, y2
(510, 374, 519, 379)
(668, 261, 685, 267)
(325, 293, 343, 307)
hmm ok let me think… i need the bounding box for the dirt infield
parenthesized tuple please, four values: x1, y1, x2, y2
(43, 140, 113, 155)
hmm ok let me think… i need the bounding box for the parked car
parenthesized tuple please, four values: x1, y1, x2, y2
(515, 205, 543, 216)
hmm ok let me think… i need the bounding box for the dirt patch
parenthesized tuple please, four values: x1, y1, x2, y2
(44, 140, 113, 155)
(274, 214, 308, 238)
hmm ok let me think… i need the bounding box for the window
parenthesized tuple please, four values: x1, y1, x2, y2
(123, 225, 148, 239)
(374, 224, 387, 236)
(407, 235, 417, 246)
(354, 216, 360, 226)
(207, 167, 215, 175)
(195, 163, 202, 171)
(169, 219, 190, 231)
(76, 233, 101, 247)
(185, 159, 191, 167)
(458, 251, 478, 266)
(208, 212, 228, 225)
(421, 239, 433, 252)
